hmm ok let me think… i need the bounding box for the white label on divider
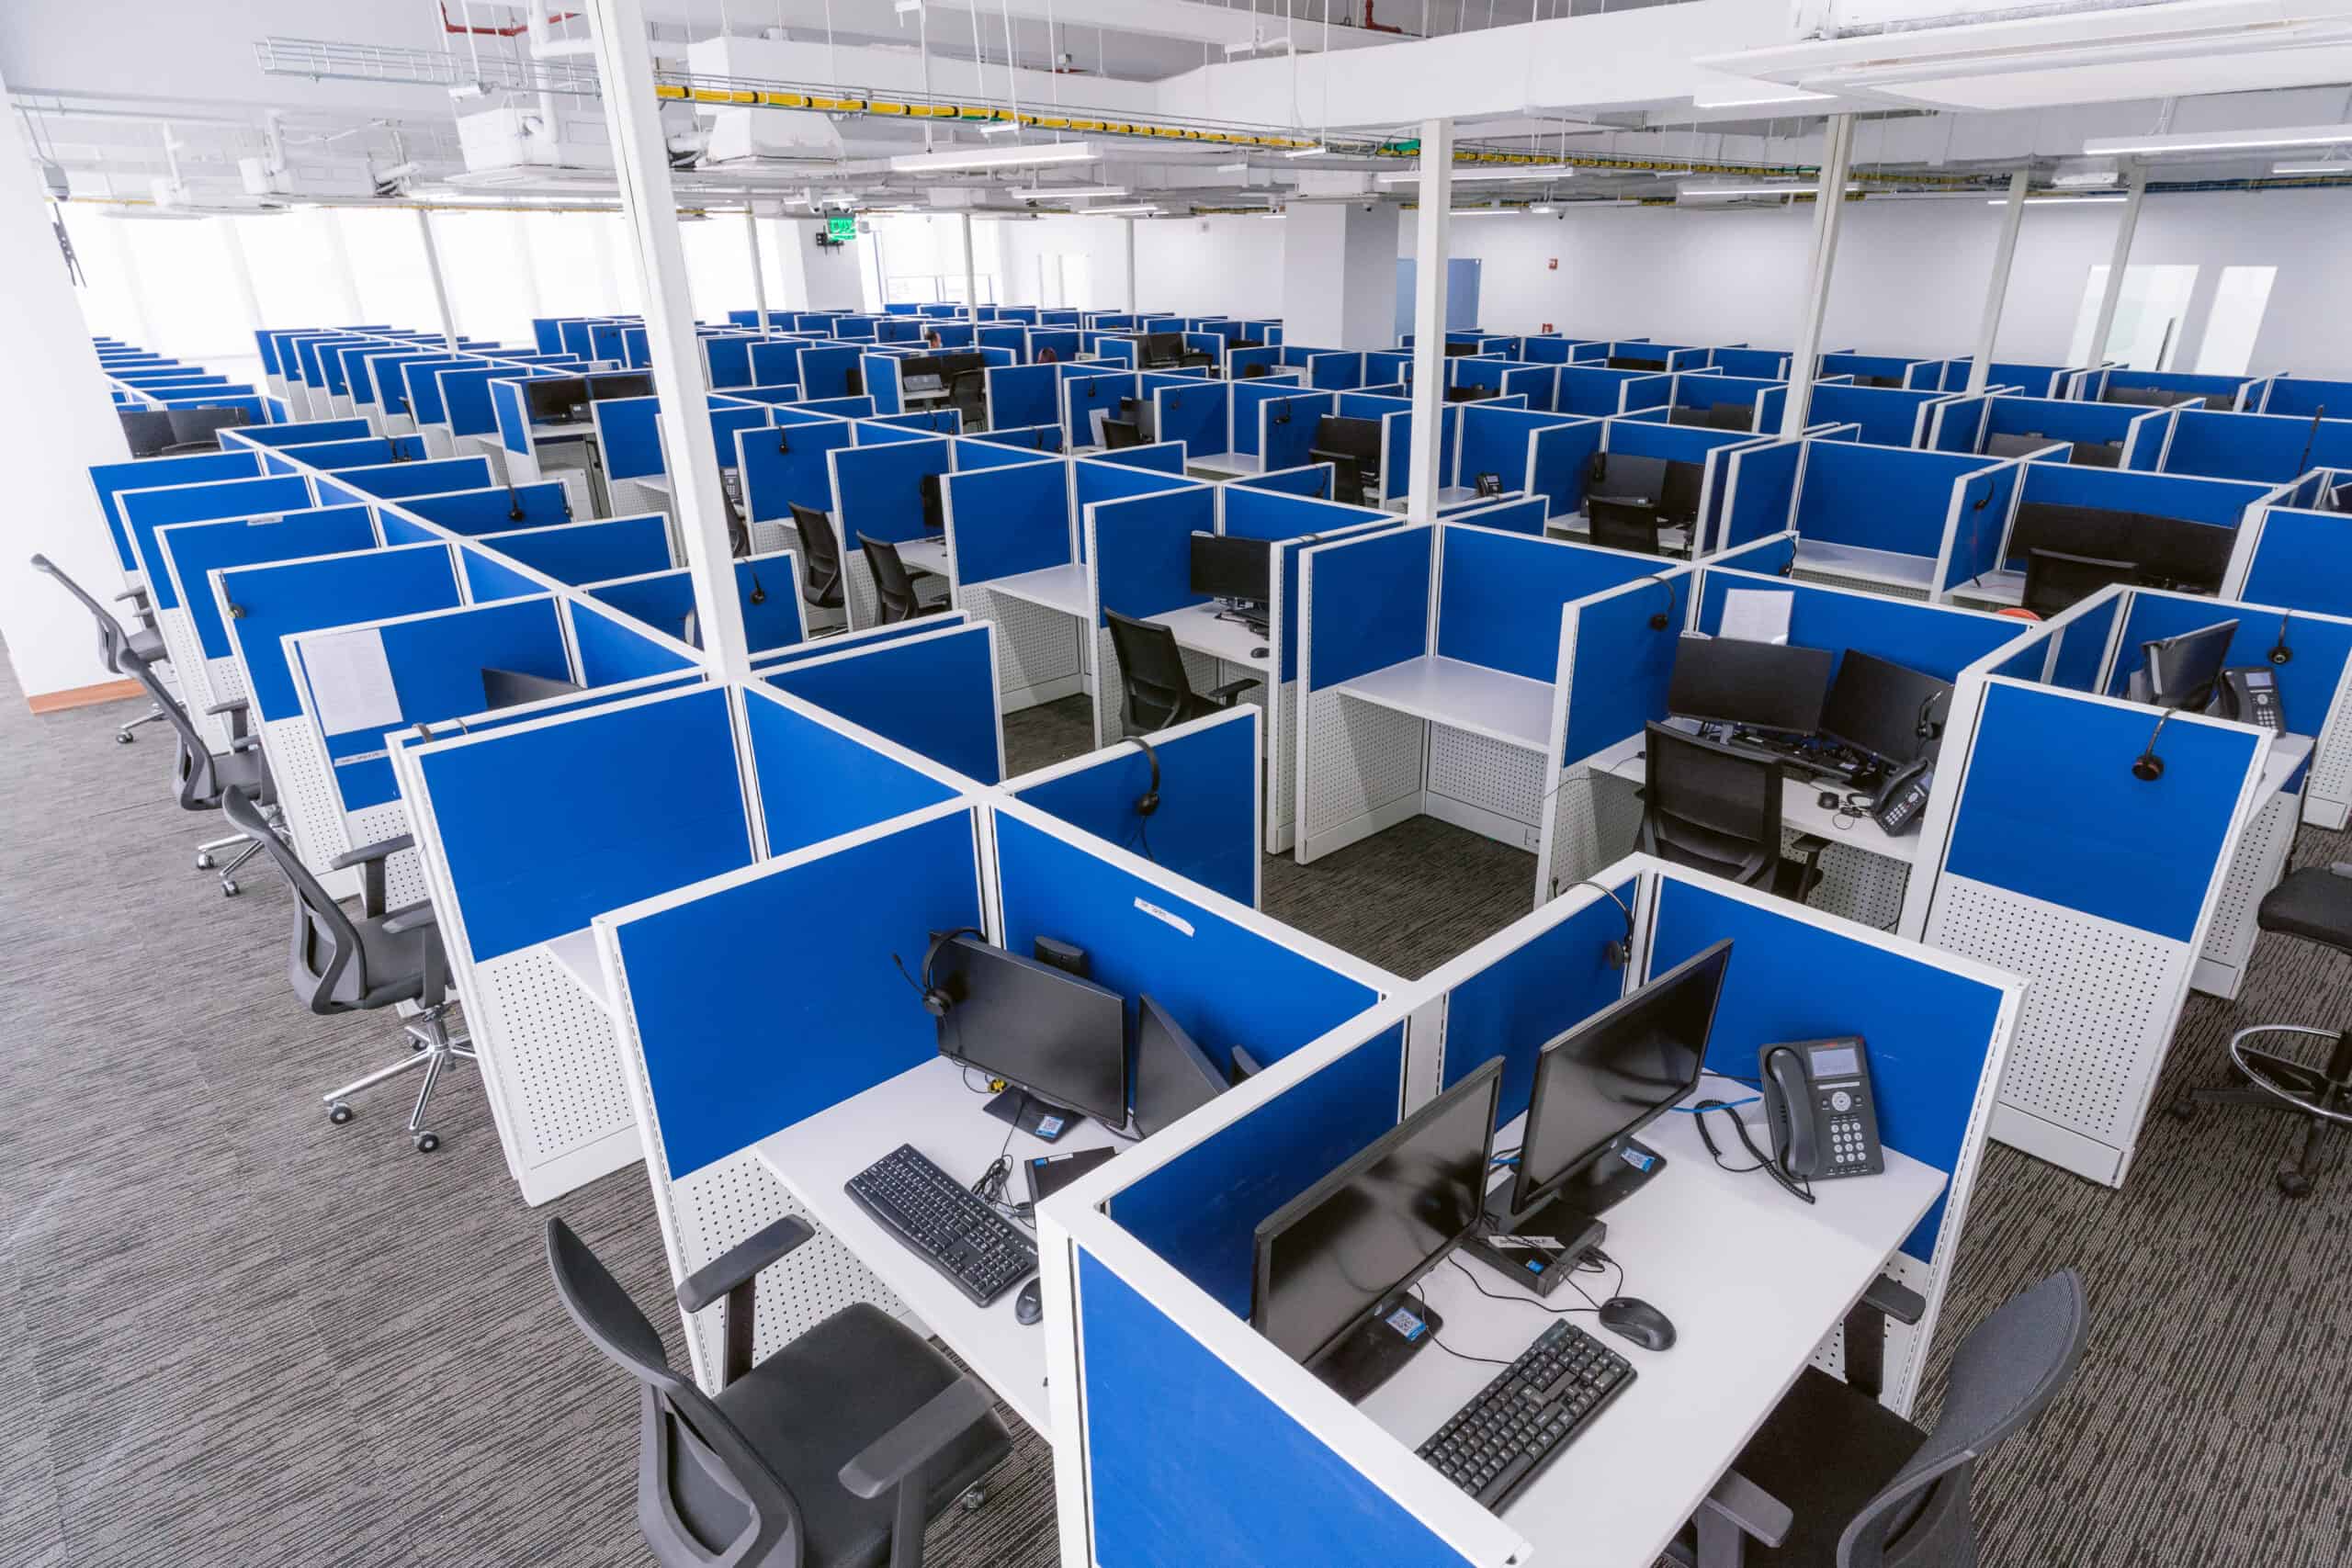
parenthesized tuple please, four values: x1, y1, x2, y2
(1133, 897, 1194, 937)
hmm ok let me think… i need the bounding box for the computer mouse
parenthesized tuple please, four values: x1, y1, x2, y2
(1598, 1295, 1675, 1352)
(1251, 646, 1270, 660)
(1013, 1277, 1044, 1326)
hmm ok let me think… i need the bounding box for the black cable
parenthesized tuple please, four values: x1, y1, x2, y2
(1446, 1256, 1595, 1316)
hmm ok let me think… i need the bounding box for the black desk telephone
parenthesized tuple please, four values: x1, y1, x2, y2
(1761, 1037, 1883, 1183)
(2214, 667, 2287, 734)
(1870, 762, 1933, 836)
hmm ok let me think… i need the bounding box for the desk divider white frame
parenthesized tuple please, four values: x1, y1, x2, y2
(940, 456, 1088, 713)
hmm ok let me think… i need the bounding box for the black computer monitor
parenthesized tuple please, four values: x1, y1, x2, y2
(898, 354, 944, 389)
(1130, 994, 1226, 1139)
(166, 406, 250, 446)
(1141, 332, 1185, 366)
(933, 934, 1128, 1133)
(1443, 386, 1490, 404)
(1505, 939, 1729, 1224)
(1667, 636, 1834, 736)
(589, 371, 655, 400)
(481, 667, 585, 709)
(1442, 341, 1476, 357)
(1606, 355, 1659, 371)
(525, 377, 592, 425)
(1313, 414, 1383, 471)
(2136, 620, 2237, 711)
(1190, 531, 1272, 605)
(1250, 1056, 1500, 1396)
(1311, 447, 1367, 507)
(1984, 431, 2057, 459)
(1704, 402, 1753, 432)
(118, 408, 175, 457)
(1589, 452, 1668, 504)
(1657, 459, 1705, 526)
(1820, 650, 1951, 771)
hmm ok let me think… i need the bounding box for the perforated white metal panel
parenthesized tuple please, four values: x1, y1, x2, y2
(844, 552, 878, 628)
(1928, 876, 2184, 1145)
(344, 799, 430, 909)
(2196, 789, 2297, 995)
(1267, 678, 1300, 852)
(1428, 726, 1542, 825)
(154, 606, 230, 750)
(1543, 763, 1645, 902)
(1090, 627, 1219, 746)
(610, 478, 671, 522)
(1804, 837, 1910, 932)
(205, 655, 246, 708)
(965, 583, 1080, 708)
(1302, 687, 1422, 850)
(2304, 671, 2352, 824)
(1804, 1250, 1933, 1413)
(455, 434, 509, 485)
(262, 715, 351, 876)
(420, 425, 456, 460)
(1793, 566, 1929, 604)
(471, 947, 639, 1163)
(749, 519, 791, 558)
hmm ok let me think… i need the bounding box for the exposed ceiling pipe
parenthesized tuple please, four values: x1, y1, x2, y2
(441, 2, 582, 38)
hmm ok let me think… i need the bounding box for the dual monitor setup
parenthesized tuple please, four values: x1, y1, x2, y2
(118, 405, 251, 457)
(1307, 413, 1383, 506)
(2010, 501, 2234, 616)
(1189, 530, 1272, 634)
(1984, 430, 2124, 468)
(899, 351, 987, 399)
(2123, 618, 2285, 732)
(523, 371, 656, 428)
(1587, 450, 1705, 556)
(1666, 636, 1951, 806)
(1667, 400, 1754, 432)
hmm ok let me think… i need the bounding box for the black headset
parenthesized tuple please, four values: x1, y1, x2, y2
(505, 480, 526, 522)
(1576, 879, 1635, 970)
(2132, 710, 2172, 782)
(2269, 608, 2294, 666)
(1131, 736, 1161, 818)
(1641, 573, 1674, 631)
(775, 426, 791, 454)
(899, 926, 985, 1018)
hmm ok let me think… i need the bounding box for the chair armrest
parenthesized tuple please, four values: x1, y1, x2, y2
(679, 1215, 815, 1387)
(1862, 1272, 1927, 1327)
(1839, 1271, 1926, 1400)
(1204, 677, 1260, 706)
(1688, 1468, 1792, 1566)
(332, 834, 414, 919)
(229, 736, 262, 754)
(1787, 833, 1830, 856)
(838, 1376, 994, 1501)
(111, 586, 152, 606)
(380, 903, 440, 936)
(204, 697, 252, 741)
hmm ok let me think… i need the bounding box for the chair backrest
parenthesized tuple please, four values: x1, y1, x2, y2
(1241, 362, 1270, 379)
(1101, 417, 1143, 450)
(220, 784, 374, 1014)
(919, 471, 946, 533)
(1310, 446, 1367, 507)
(166, 406, 250, 450)
(2023, 547, 2138, 617)
(1589, 497, 1665, 555)
(116, 648, 224, 812)
(949, 369, 988, 425)
(118, 408, 175, 457)
(788, 501, 844, 609)
(1638, 721, 1781, 887)
(1105, 609, 1196, 732)
(29, 552, 129, 673)
(1838, 1270, 2087, 1568)
(858, 532, 923, 624)
(545, 1219, 800, 1567)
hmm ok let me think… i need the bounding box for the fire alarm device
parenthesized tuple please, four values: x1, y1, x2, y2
(1547, 257, 1558, 270)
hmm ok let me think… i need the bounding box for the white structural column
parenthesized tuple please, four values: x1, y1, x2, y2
(744, 208, 771, 335)
(317, 208, 365, 324)
(1965, 169, 2030, 397)
(1780, 113, 1857, 438)
(582, 0, 751, 680)
(1124, 218, 1137, 312)
(0, 70, 137, 705)
(413, 209, 461, 352)
(1407, 118, 1455, 523)
(962, 211, 979, 316)
(2086, 163, 2150, 370)
(1283, 202, 1399, 351)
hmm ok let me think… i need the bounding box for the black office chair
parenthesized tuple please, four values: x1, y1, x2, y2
(165, 405, 250, 450)
(2071, 439, 2123, 468)
(857, 533, 947, 626)
(1310, 446, 1369, 507)
(947, 369, 988, 433)
(1101, 417, 1144, 450)
(1104, 609, 1259, 732)
(220, 784, 473, 1154)
(1240, 362, 1272, 379)
(117, 407, 176, 457)
(545, 1217, 1011, 1568)
(788, 501, 846, 612)
(1638, 722, 1823, 902)
(1666, 1270, 2086, 1568)
(1589, 497, 1667, 556)
(29, 551, 173, 743)
(2021, 547, 2138, 618)
(2171, 867, 2352, 1197)
(116, 647, 280, 896)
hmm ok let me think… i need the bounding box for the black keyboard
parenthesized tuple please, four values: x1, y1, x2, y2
(846, 1144, 1037, 1307)
(1417, 1320, 1634, 1513)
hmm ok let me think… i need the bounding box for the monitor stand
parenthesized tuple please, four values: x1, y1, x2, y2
(1461, 1138, 1667, 1296)
(1314, 1291, 1442, 1404)
(982, 1088, 1079, 1144)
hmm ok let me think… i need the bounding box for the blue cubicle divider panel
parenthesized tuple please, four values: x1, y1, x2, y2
(594, 398, 663, 479)
(277, 436, 426, 469)
(743, 690, 962, 856)
(1436, 526, 1655, 682)
(316, 457, 497, 504)
(409, 686, 748, 959)
(155, 509, 377, 659)
(957, 429, 1060, 467)
(1561, 577, 1690, 767)
(458, 544, 549, 604)
(614, 807, 984, 1178)
(1808, 384, 1940, 446)
(2162, 411, 2352, 482)
(1078, 1247, 1474, 1568)
(1442, 883, 1633, 1128)
(398, 482, 573, 535)
(1027, 327, 1081, 364)
(764, 624, 1000, 783)
(1156, 379, 1229, 459)
(376, 510, 444, 547)
(1457, 405, 1568, 495)
(1091, 441, 1187, 476)
(1939, 462, 2023, 591)
(1649, 875, 2006, 1262)
(2242, 508, 2352, 615)
(754, 614, 967, 672)
(588, 558, 805, 654)
(219, 545, 462, 723)
(1061, 370, 1134, 447)
(737, 415, 854, 523)
(1695, 571, 2029, 683)
(1532, 420, 1603, 517)
(2045, 592, 2120, 692)
(491, 378, 535, 454)
(1793, 443, 1978, 557)
(1306, 525, 1432, 688)
(867, 410, 961, 438)
(1013, 709, 1258, 907)
(831, 434, 950, 546)
(231, 419, 370, 449)
(704, 336, 753, 389)
(484, 514, 671, 584)
(1075, 457, 1193, 514)
(1235, 384, 1316, 464)
(793, 395, 876, 420)
(119, 475, 319, 608)
(2011, 461, 2267, 534)
(944, 462, 1069, 585)
(2104, 594, 2352, 742)
(1379, 404, 1460, 503)
(1091, 487, 1216, 626)
(568, 599, 695, 685)
(989, 364, 1059, 430)
(1713, 530, 1798, 577)
(1947, 681, 2260, 944)
(2261, 378, 2352, 417)
(429, 365, 502, 436)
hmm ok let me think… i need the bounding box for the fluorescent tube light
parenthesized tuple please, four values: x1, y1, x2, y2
(2273, 160, 2351, 175)
(1998, 194, 2124, 205)
(1283, 145, 1330, 159)
(1014, 185, 1127, 201)
(1679, 182, 1857, 199)
(889, 141, 1097, 174)
(1377, 164, 1578, 185)
(1083, 204, 1165, 216)
(978, 121, 1022, 137)
(2085, 124, 2352, 157)
(1529, 204, 1556, 215)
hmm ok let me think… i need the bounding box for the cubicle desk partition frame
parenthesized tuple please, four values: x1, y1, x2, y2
(1037, 861, 2022, 1568)
(938, 455, 1089, 713)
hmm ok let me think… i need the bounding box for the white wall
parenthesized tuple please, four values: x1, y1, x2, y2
(993, 213, 1285, 316)
(1410, 187, 2352, 375)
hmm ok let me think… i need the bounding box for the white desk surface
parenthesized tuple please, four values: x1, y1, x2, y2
(1550, 516, 1693, 556)
(898, 536, 951, 578)
(543, 928, 614, 1017)
(1359, 1078, 1946, 1566)
(1949, 568, 2023, 606)
(1336, 655, 1555, 752)
(528, 422, 598, 442)
(750, 1055, 1125, 1439)
(1793, 540, 1936, 591)
(2266, 732, 2315, 796)
(1582, 731, 1925, 866)
(1148, 602, 1272, 670)
(984, 562, 1092, 619)
(1190, 452, 1265, 479)
(1385, 485, 1477, 513)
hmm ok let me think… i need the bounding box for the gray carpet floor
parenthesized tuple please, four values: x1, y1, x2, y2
(6, 677, 2348, 1566)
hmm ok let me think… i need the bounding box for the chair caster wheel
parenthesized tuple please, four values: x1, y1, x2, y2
(2165, 1096, 2196, 1122)
(116, 731, 134, 744)
(413, 1131, 440, 1153)
(328, 1102, 354, 1124)
(958, 1486, 987, 1513)
(196, 852, 215, 870)
(2276, 1167, 2312, 1200)
(220, 880, 239, 897)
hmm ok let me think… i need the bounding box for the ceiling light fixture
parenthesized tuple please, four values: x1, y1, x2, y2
(1014, 185, 1127, 201)
(2001, 193, 2125, 205)
(2273, 160, 2351, 175)
(888, 141, 1097, 174)
(1378, 164, 1578, 186)
(978, 121, 1022, 137)
(1283, 145, 1330, 159)
(2084, 124, 2352, 157)
(1083, 203, 1166, 216)
(1679, 182, 1856, 199)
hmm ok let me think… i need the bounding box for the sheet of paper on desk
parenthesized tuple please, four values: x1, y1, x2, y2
(302, 626, 402, 736)
(1721, 588, 1792, 646)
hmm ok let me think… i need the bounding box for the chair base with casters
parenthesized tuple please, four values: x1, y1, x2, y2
(117, 703, 169, 745)
(2168, 863, 2352, 1198)
(322, 999, 474, 1156)
(195, 794, 286, 897)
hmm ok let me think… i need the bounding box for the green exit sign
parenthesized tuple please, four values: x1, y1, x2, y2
(826, 215, 857, 243)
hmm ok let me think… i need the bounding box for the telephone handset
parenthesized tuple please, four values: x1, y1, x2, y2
(2213, 668, 2287, 733)
(1871, 762, 1933, 836)
(1760, 1037, 1883, 1182)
